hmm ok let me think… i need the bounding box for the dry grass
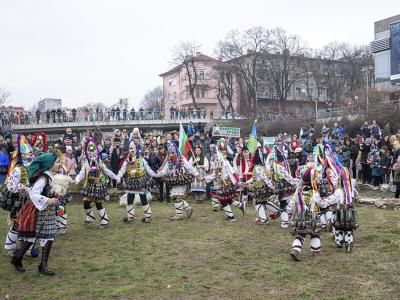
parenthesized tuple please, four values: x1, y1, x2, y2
(0, 193, 399, 300)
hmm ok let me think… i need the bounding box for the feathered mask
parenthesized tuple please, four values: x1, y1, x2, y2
(31, 132, 47, 154)
(84, 139, 99, 161)
(167, 141, 180, 157)
(8, 134, 34, 173)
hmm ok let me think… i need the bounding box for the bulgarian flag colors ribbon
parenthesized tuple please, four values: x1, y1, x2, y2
(179, 123, 192, 159)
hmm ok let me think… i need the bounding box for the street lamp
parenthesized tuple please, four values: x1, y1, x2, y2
(361, 66, 374, 111)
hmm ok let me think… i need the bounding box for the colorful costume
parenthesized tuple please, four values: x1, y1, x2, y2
(12, 152, 70, 275)
(1, 134, 34, 254)
(246, 149, 277, 225)
(287, 167, 326, 261)
(205, 152, 245, 221)
(156, 142, 198, 221)
(30, 132, 47, 156)
(208, 145, 222, 211)
(117, 142, 154, 223)
(189, 153, 209, 203)
(74, 139, 119, 228)
(233, 145, 252, 204)
(321, 167, 359, 252)
(265, 146, 299, 228)
(313, 143, 341, 231)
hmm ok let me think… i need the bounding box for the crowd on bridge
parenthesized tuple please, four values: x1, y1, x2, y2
(1, 117, 400, 276)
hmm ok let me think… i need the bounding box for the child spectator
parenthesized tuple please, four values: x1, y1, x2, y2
(371, 153, 381, 190)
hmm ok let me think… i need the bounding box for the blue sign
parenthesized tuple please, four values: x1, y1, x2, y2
(390, 21, 400, 85)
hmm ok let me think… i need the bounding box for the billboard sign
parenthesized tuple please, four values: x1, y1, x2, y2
(212, 126, 240, 138)
(390, 21, 400, 85)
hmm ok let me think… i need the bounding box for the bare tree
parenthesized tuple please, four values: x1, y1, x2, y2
(171, 41, 201, 109)
(0, 87, 11, 106)
(340, 44, 373, 96)
(211, 63, 237, 118)
(215, 27, 271, 113)
(140, 86, 163, 111)
(318, 42, 349, 103)
(301, 51, 327, 102)
(83, 102, 107, 111)
(262, 28, 307, 101)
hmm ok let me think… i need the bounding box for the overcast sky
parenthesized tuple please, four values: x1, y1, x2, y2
(0, 0, 398, 109)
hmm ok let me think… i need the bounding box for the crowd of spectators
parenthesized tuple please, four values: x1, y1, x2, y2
(290, 120, 400, 197)
(1, 118, 400, 199)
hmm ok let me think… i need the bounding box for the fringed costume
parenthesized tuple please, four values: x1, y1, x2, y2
(74, 139, 119, 228)
(205, 153, 245, 222)
(233, 145, 252, 205)
(12, 152, 71, 275)
(117, 141, 155, 223)
(1, 134, 34, 255)
(156, 142, 198, 221)
(266, 146, 299, 228)
(287, 167, 326, 261)
(30, 132, 47, 156)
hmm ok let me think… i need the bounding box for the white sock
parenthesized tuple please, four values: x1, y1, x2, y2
(85, 208, 95, 223)
(174, 201, 184, 217)
(4, 227, 18, 251)
(255, 204, 267, 222)
(127, 204, 135, 219)
(222, 204, 234, 218)
(142, 204, 152, 219)
(310, 237, 321, 254)
(292, 237, 303, 253)
(98, 208, 109, 225)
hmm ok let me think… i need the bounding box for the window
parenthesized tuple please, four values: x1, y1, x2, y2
(318, 88, 327, 99)
(198, 70, 205, 80)
(296, 87, 302, 97)
(307, 88, 313, 97)
(195, 87, 206, 98)
(168, 77, 176, 86)
(168, 92, 176, 103)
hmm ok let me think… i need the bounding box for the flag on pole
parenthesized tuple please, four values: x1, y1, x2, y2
(247, 120, 258, 154)
(179, 123, 192, 159)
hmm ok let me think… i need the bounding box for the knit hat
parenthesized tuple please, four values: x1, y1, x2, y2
(28, 152, 58, 182)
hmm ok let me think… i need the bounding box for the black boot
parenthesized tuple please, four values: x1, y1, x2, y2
(11, 241, 33, 273)
(38, 241, 55, 276)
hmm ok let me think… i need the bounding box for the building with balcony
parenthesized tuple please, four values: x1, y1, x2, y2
(160, 52, 239, 119)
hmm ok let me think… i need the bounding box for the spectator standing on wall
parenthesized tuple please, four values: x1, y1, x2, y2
(36, 109, 41, 124)
(123, 107, 127, 120)
(131, 107, 136, 120)
(116, 107, 121, 121)
(57, 107, 62, 123)
(51, 108, 56, 123)
(72, 108, 77, 122)
(46, 110, 51, 123)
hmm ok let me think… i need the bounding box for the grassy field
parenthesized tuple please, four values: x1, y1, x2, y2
(0, 195, 399, 300)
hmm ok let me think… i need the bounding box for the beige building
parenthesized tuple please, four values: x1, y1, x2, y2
(160, 52, 239, 119)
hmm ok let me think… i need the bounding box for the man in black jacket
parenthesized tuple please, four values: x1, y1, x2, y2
(360, 139, 371, 184)
(110, 138, 123, 188)
(51, 109, 56, 123)
(144, 148, 164, 201)
(36, 109, 41, 124)
(72, 108, 77, 122)
(46, 110, 51, 123)
(57, 108, 62, 123)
